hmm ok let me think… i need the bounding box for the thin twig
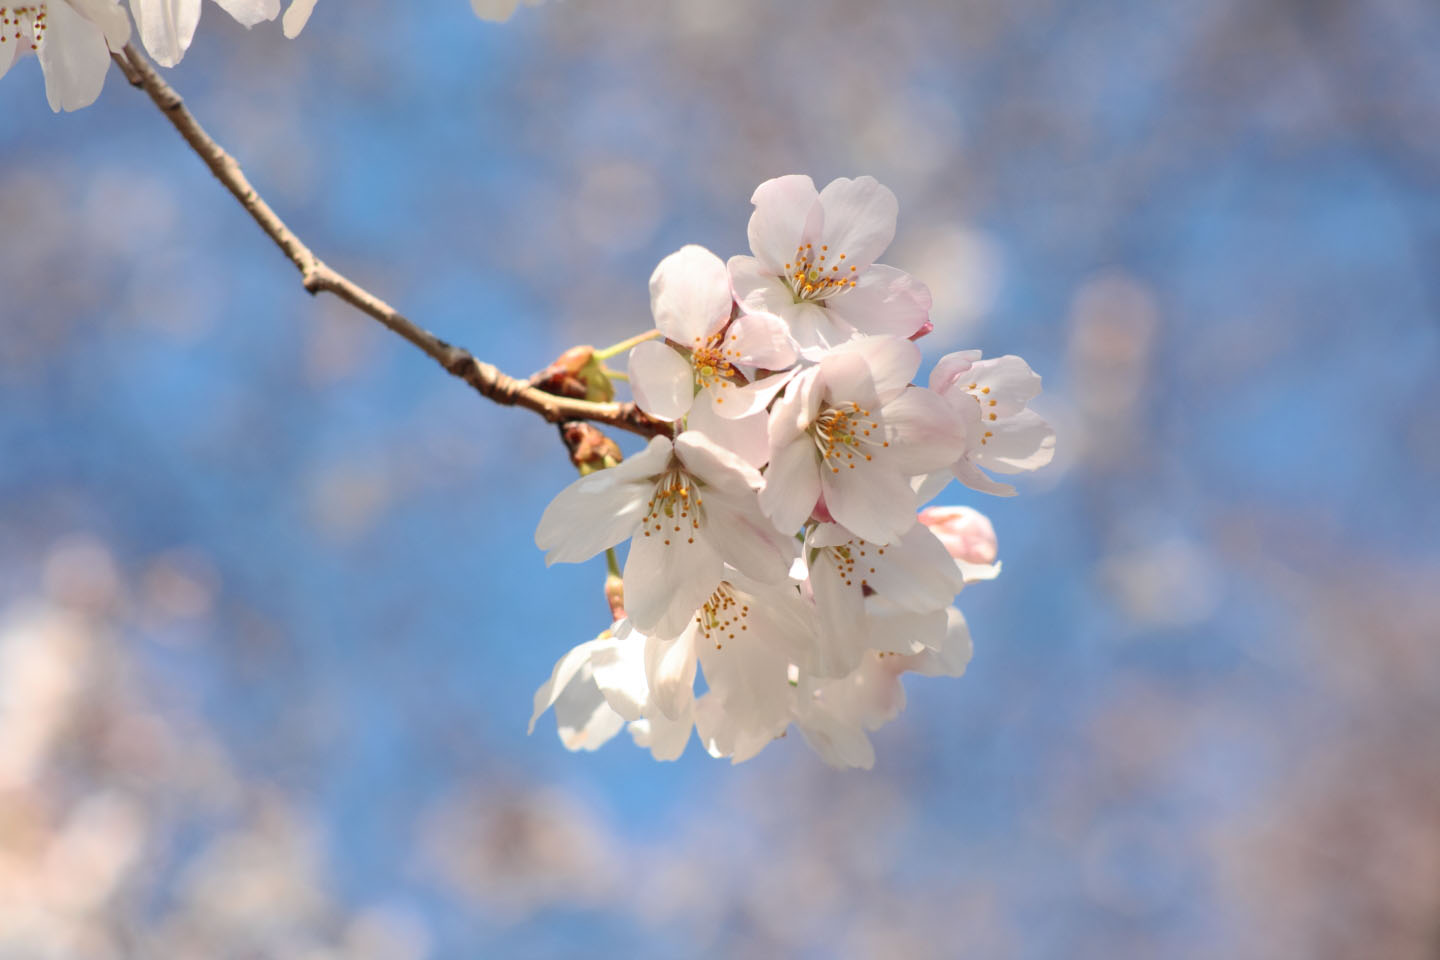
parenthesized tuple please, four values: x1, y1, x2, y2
(112, 44, 666, 439)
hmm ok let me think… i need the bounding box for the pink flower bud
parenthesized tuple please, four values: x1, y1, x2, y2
(917, 506, 997, 565)
(908, 320, 934, 341)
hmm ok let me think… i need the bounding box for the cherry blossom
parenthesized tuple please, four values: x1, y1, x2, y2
(0, 0, 129, 112)
(928, 350, 1056, 497)
(729, 175, 933, 357)
(803, 520, 964, 677)
(793, 607, 974, 769)
(759, 337, 964, 544)
(534, 432, 794, 639)
(627, 244, 797, 426)
(129, 0, 314, 68)
(529, 621, 691, 761)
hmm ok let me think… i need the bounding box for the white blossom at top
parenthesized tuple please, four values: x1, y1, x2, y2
(534, 432, 794, 639)
(0, 0, 129, 112)
(729, 175, 933, 357)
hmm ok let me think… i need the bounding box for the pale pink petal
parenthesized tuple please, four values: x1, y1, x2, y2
(968, 354, 1043, 416)
(767, 366, 822, 448)
(674, 429, 762, 494)
(816, 351, 882, 415)
(824, 264, 931, 340)
(929, 349, 982, 394)
(975, 408, 1056, 473)
(907, 607, 974, 677)
(789, 302, 860, 358)
(807, 550, 869, 676)
(211, 0, 280, 28)
(726, 311, 797, 371)
(881, 387, 967, 475)
(728, 255, 793, 314)
(644, 630, 696, 721)
(686, 398, 769, 468)
(747, 175, 822, 274)
(816, 176, 898, 271)
(862, 523, 965, 611)
(702, 493, 794, 584)
(918, 505, 998, 565)
(758, 438, 820, 535)
(650, 244, 733, 345)
(820, 457, 918, 545)
(69, 0, 132, 48)
(710, 369, 797, 422)
(628, 340, 693, 421)
(953, 458, 1016, 497)
(827, 335, 921, 403)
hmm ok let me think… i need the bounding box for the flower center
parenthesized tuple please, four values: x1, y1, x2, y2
(695, 582, 749, 650)
(690, 336, 740, 395)
(0, 5, 48, 50)
(782, 242, 859, 303)
(819, 538, 885, 590)
(811, 402, 887, 474)
(640, 470, 704, 547)
(964, 381, 999, 445)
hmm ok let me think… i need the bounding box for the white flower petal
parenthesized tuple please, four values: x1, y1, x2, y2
(623, 520, 723, 638)
(908, 607, 974, 677)
(747, 174, 822, 274)
(644, 630, 696, 721)
(862, 523, 965, 612)
(952, 457, 1016, 497)
(726, 311, 797, 371)
(702, 493, 793, 584)
(130, 0, 201, 67)
(824, 264, 931, 340)
(211, 0, 280, 28)
(807, 549, 869, 676)
(758, 437, 820, 534)
(881, 386, 967, 475)
(686, 397, 769, 468)
(715, 369, 797, 422)
(628, 707, 692, 761)
(281, 0, 317, 36)
(968, 354, 1043, 416)
(534, 436, 671, 564)
(827, 334, 921, 403)
(674, 429, 762, 495)
(529, 638, 607, 734)
(929, 349, 982, 394)
(69, 0, 132, 48)
(820, 455, 917, 545)
(728, 255, 793, 315)
(590, 629, 650, 722)
(816, 176, 898, 271)
(650, 244, 733, 345)
(975, 408, 1056, 473)
(628, 340, 694, 421)
(38, 0, 114, 110)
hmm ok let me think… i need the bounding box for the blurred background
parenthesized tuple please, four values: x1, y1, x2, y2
(2, 0, 1438, 956)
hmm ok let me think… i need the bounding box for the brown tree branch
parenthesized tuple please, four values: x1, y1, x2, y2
(111, 44, 667, 439)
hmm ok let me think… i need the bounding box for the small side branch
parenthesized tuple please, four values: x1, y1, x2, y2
(113, 44, 666, 439)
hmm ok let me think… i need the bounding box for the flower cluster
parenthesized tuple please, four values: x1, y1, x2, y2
(532, 175, 1055, 769)
(1, 0, 546, 114)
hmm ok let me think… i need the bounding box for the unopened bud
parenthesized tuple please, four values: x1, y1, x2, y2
(917, 505, 997, 564)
